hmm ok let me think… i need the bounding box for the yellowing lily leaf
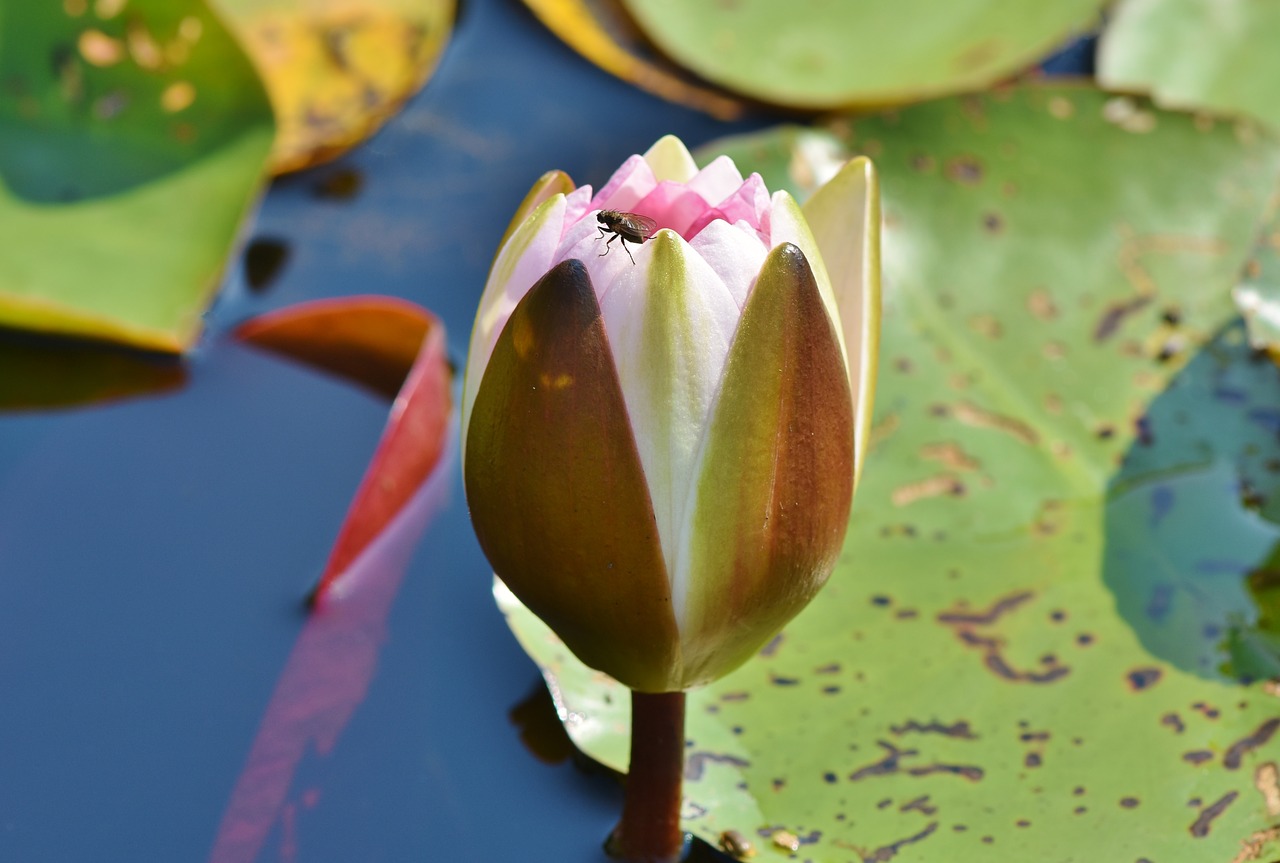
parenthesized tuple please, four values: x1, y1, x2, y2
(502, 85, 1280, 861)
(518, 0, 747, 120)
(0, 0, 274, 352)
(212, 0, 455, 173)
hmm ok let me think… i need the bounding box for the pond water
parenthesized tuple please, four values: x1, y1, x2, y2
(0, 1, 767, 859)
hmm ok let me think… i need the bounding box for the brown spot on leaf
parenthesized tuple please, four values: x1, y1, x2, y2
(1189, 791, 1237, 837)
(1254, 762, 1280, 816)
(1026, 288, 1058, 320)
(1224, 718, 1280, 769)
(851, 821, 939, 862)
(951, 401, 1039, 445)
(1094, 295, 1153, 343)
(982, 212, 1004, 234)
(691, 747, 747, 778)
(900, 795, 937, 816)
(848, 741, 983, 783)
(1183, 750, 1214, 765)
(938, 592, 1034, 626)
(891, 474, 966, 507)
(967, 313, 1002, 338)
(938, 592, 1069, 684)
(1230, 826, 1280, 863)
(1120, 797, 1140, 808)
(944, 155, 983, 184)
(909, 154, 936, 173)
(1126, 667, 1162, 691)
(889, 720, 977, 739)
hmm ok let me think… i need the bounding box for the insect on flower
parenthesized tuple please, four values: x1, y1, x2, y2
(596, 209, 658, 264)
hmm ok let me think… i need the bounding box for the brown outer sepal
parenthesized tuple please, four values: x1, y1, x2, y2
(465, 259, 681, 692)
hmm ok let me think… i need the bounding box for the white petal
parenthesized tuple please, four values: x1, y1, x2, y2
(643, 135, 699, 184)
(801, 156, 881, 485)
(560, 184, 595, 234)
(768, 190, 848, 371)
(688, 219, 767, 311)
(598, 231, 740, 618)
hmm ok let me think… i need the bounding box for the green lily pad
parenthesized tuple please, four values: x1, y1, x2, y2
(500, 85, 1280, 861)
(616, 0, 1105, 109)
(0, 0, 274, 352)
(1099, 0, 1280, 133)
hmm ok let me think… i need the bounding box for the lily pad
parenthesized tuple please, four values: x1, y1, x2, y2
(500, 85, 1280, 861)
(1099, 0, 1280, 132)
(211, 0, 455, 173)
(518, 0, 747, 120)
(617, 0, 1105, 109)
(0, 0, 274, 352)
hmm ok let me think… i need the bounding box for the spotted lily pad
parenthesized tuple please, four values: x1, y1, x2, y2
(211, 0, 455, 173)
(1099, 0, 1280, 133)
(0, 0, 273, 352)
(616, 0, 1105, 109)
(500, 85, 1280, 861)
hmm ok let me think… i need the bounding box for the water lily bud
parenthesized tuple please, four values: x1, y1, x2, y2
(463, 136, 880, 692)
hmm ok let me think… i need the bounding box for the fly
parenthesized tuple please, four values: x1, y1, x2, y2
(596, 210, 657, 265)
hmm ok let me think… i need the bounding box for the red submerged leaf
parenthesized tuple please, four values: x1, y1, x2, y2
(210, 298, 453, 862)
(235, 295, 452, 601)
(236, 295, 436, 400)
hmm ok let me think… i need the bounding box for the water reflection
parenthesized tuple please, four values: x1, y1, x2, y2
(209, 436, 454, 863)
(1103, 321, 1280, 682)
(0, 326, 185, 412)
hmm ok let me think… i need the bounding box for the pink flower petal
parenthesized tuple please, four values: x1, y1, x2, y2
(591, 155, 657, 212)
(685, 173, 771, 239)
(630, 181, 714, 235)
(687, 155, 745, 207)
(560, 185, 595, 237)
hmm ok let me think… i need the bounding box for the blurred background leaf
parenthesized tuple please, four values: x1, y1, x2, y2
(211, 0, 455, 173)
(0, 0, 274, 351)
(611, 0, 1105, 109)
(1099, 0, 1280, 132)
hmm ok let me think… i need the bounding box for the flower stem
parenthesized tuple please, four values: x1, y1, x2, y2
(610, 689, 687, 863)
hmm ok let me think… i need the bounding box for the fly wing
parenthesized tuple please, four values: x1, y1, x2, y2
(626, 213, 658, 240)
